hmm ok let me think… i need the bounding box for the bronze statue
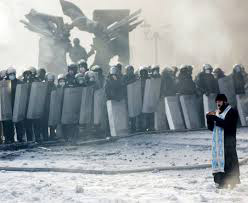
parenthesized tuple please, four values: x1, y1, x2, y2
(21, 0, 143, 74)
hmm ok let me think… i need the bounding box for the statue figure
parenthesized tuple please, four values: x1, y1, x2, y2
(69, 38, 95, 64)
(21, 0, 143, 74)
(20, 8, 73, 74)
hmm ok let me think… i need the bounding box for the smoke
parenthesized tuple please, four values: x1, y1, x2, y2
(0, 0, 247, 75)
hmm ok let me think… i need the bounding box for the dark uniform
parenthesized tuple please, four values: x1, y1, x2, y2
(177, 65, 196, 95)
(41, 73, 57, 141)
(137, 67, 150, 132)
(104, 67, 125, 136)
(2, 68, 24, 143)
(232, 65, 246, 95)
(160, 68, 177, 97)
(62, 65, 79, 143)
(123, 65, 138, 132)
(195, 64, 219, 95)
(22, 68, 41, 142)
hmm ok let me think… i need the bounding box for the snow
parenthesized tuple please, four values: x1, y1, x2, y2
(0, 128, 248, 202)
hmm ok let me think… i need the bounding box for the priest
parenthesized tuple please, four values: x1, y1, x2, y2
(206, 94, 240, 189)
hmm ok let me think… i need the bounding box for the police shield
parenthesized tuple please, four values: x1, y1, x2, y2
(155, 98, 169, 131)
(218, 75, 236, 107)
(27, 82, 48, 119)
(107, 100, 128, 137)
(180, 95, 204, 129)
(61, 87, 83, 125)
(93, 88, 107, 125)
(79, 87, 94, 125)
(164, 96, 185, 130)
(0, 81, 12, 121)
(127, 80, 142, 117)
(48, 88, 64, 126)
(142, 78, 162, 113)
(12, 84, 29, 123)
(203, 94, 217, 127)
(236, 94, 248, 126)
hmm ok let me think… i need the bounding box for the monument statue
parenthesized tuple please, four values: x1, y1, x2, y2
(21, 0, 143, 74)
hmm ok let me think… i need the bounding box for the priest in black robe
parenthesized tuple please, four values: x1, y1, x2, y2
(206, 94, 240, 189)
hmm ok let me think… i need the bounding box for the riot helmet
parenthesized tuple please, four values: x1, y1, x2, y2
(37, 68, 46, 81)
(125, 65, 134, 75)
(7, 67, 16, 80)
(75, 73, 86, 85)
(203, 64, 213, 74)
(58, 74, 66, 87)
(45, 72, 55, 83)
(68, 64, 78, 76)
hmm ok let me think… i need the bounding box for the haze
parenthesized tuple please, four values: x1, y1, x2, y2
(0, 0, 248, 75)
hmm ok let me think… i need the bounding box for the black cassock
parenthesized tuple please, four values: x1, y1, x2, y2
(206, 105, 240, 187)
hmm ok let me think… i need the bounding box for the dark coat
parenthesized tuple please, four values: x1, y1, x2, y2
(160, 74, 177, 97)
(232, 72, 246, 94)
(206, 106, 240, 185)
(65, 73, 77, 88)
(177, 73, 196, 95)
(104, 76, 125, 101)
(195, 72, 219, 94)
(9, 79, 22, 110)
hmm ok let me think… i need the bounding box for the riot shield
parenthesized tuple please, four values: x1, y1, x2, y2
(142, 78, 161, 113)
(154, 98, 169, 131)
(203, 94, 217, 127)
(93, 88, 107, 126)
(61, 87, 83, 125)
(48, 88, 64, 126)
(79, 87, 94, 125)
(218, 76, 236, 107)
(236, 94, 248, 126)
(164, 96, 185, 130)
(12, 84, 29, 123)
(127, 80, 142, 117)
(27, 82, 48, 119)
(107, 100, 128, 137)
(180, 95, 204, 129)
(0, 81, 12, 121)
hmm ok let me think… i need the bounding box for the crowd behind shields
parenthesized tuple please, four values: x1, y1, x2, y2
(0, 61, 247, 144)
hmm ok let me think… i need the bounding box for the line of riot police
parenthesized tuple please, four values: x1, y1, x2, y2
(0, 62, 247, 144)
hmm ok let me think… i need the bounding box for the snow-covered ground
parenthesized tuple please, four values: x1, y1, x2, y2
(0, 128, 248, 202)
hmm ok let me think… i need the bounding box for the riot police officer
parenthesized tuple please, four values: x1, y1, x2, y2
(75, 73, 86, 87)
(37, 68, 46, 82)
(57, 74, 66, 88)
(195, 64, 219, 95)
(65, 64, 78, 88)
(22, 67, 41, 142)
(91, 65, 105, 89)
(0, 70, 7, 80)
(123, 65, 138, 133)
(116, 63, 123, 80)
(151, 65, 161, 78)
(177, 65, 197, 95)
(137, 66, 150, 132)
(213, 68, 226, 80)
(2, 67, 24, 143)
(62, 67, 79, 143)
(123, 65, 136, 86)
(85, 70, 97, 88)
(105, 66, 125, 101)
(232, 64, 246, 94)
(160, 67, 177, 97)
(41, 73, 57, 141)
(104, 66, 125, 136)
(78, 60, 89, 76)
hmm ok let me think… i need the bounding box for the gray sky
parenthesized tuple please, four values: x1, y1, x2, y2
(1, 0, 248, 74)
